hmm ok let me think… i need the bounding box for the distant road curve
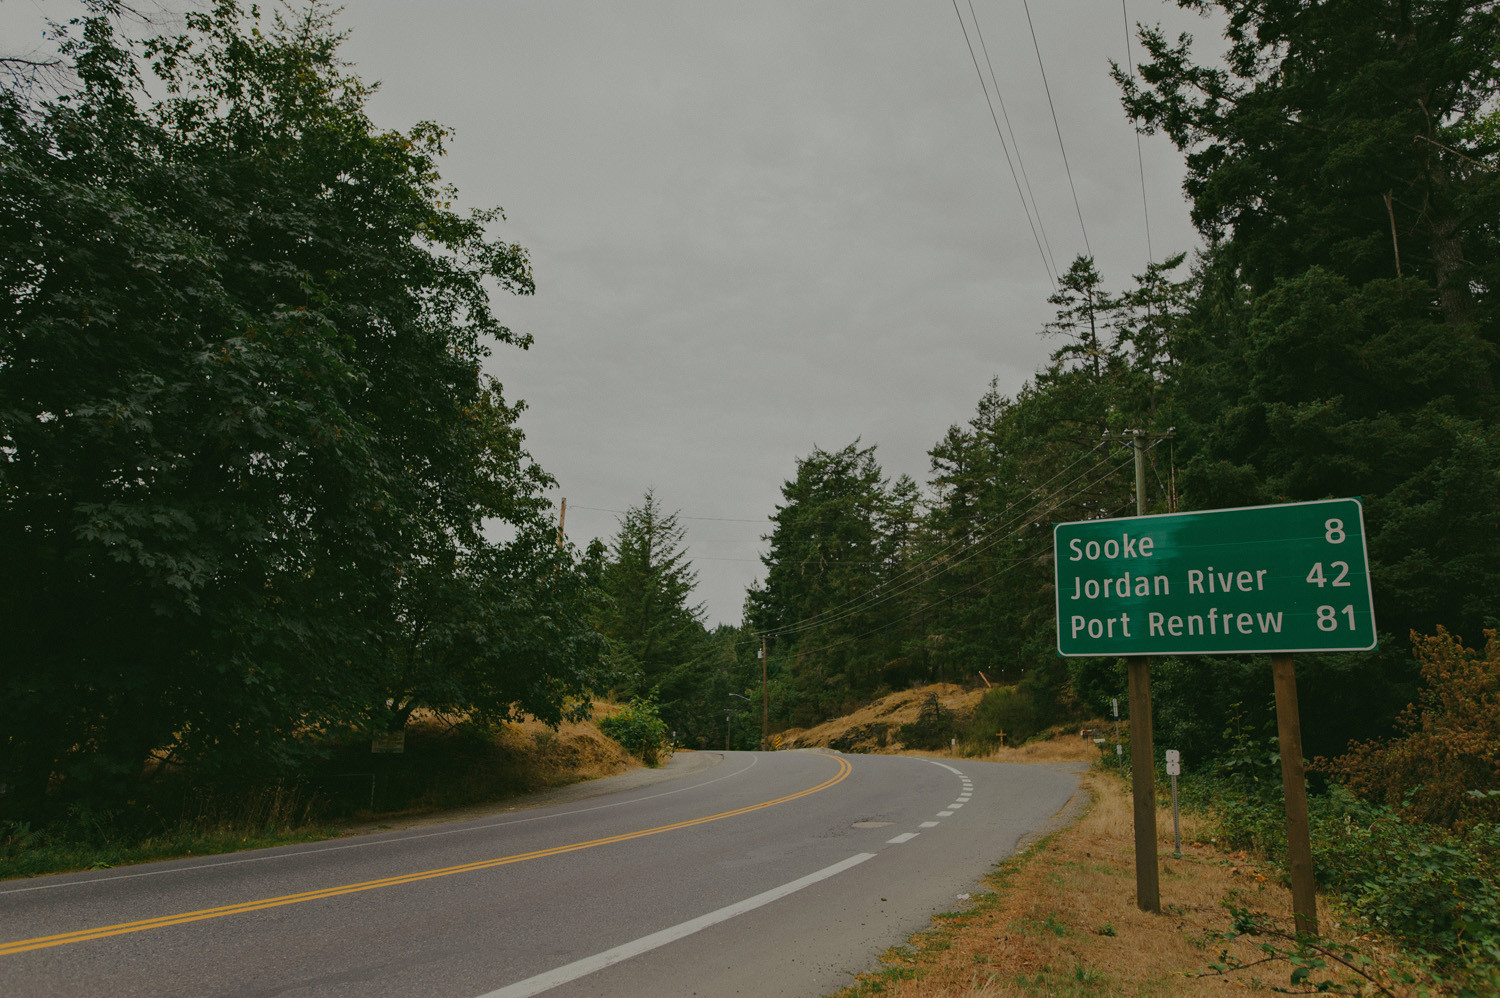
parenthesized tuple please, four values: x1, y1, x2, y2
(2, 750, 1082, 998)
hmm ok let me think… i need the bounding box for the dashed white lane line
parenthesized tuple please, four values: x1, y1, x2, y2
(476, 853, 877, 997)
(919, 821, 939, 829)
(887, 832, 920, 845)
(937, 811, 955, 817)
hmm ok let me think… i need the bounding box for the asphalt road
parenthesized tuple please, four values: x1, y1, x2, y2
(1, 751, 1083, 997)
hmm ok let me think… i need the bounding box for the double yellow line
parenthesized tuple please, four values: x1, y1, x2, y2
(2, 754, 852, 957)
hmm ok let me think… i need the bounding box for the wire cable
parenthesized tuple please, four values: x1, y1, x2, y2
(1020, 0, 1092, 259)
(780, 453, 1140, 657)
(753, 441, 1112, 636)
(757, 436, 1171, 644)
(1119, 0, 1154, 264)
(758, 448, 1134, 639)
(950, 0, 1057, 289)
(968, 0, 1060, 281)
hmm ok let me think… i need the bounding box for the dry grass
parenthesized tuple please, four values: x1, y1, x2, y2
(781, 684, 988, 752)
(331, 712, 642, 834)
(830, 764, 1430, 998)
(492, 714, 639, 785)
(906, 727, 1104, 767)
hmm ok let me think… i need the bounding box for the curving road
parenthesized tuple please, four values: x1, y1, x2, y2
(1, 751, 1082, 997)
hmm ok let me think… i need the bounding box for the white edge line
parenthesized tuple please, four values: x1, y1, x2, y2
(476, 852, 878, 998)
(923, 760, 964, 776)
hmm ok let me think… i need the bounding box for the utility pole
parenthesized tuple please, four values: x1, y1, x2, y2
(555, 497, 567, 548)
(760, 635, 769, 750)
(1103, 428, 1172, 914)
(1129, 429, 1160, 912)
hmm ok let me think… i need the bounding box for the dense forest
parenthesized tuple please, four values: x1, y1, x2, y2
(3, 0, 1497, 853)
(599, 0, 1500, 776)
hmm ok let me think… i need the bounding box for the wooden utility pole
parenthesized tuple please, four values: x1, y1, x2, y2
(760, 635, 769, 750)
(1273, 653, 1319, 934)
(556, 497, 567, 548)
(1129, 429, 1161, 913)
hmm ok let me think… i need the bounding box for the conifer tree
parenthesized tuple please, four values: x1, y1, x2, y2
(598, 490, 707, 698)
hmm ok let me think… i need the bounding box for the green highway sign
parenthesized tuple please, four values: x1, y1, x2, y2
(1054, 499, 1377, 657)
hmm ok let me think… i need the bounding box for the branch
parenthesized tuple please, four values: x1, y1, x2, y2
(1412, 132, 1494, 172)
(0, 57, 62, 69)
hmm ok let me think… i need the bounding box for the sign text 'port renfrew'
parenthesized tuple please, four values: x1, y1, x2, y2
(1054, 499, 1377, 657)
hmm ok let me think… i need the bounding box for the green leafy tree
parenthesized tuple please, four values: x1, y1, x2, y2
(1118, 0, 1499, 327)
(0, 2, 585, 816)
(921, 256, 1189, 706)
(364, 383, 605, 736)
(1106, 1, 1500, 762)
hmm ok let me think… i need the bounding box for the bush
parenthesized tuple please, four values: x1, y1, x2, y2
(1312, 788, 1500, 983)
(1321, 628, 1500, 831)
(598, 694, 671, 766)
(1181, 773, 1500, 986)
(961, 685, 1046, 752)
(898, 694, 957, 750)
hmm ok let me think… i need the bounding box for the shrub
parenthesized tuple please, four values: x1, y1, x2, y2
(1311, 787, 1500, 983)
(898, 694, 957, 750)
(1183, 773, 1500, 985)
(1321, 628, 1500, 831)
(961, 685, 1045, 752)
(598, 694, 671, 766)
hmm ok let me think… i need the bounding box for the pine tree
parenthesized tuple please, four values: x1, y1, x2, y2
(598, 490, 707, 698)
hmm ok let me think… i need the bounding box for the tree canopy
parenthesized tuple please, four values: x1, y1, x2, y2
(1, 1, 603, 818)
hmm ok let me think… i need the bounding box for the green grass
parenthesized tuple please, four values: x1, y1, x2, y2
(1, 821, 338, 880)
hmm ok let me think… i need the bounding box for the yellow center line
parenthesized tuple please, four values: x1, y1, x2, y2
(2, 754, 853, 957)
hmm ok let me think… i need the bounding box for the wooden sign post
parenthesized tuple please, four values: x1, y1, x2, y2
(1127, 657, 1159, 913)
(1272, 653, 1318, 935)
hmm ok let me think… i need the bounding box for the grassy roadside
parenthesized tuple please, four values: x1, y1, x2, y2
(831, 748, 1435, 997)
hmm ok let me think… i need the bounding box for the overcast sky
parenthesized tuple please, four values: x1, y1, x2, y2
(4, 1, 1224, 625)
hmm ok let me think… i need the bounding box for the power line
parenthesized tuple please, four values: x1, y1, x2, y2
(1119, 0, 1154, 263)
(756, 435, 1172, 646)
(759, 447, 1133, 639)
(1019, 0, 1092, 259)
(967, 0, 1060, 281)
(778, 453, 1139, 657)
(949, 0, 1057, 289)
(754, 442, 1110, 636)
